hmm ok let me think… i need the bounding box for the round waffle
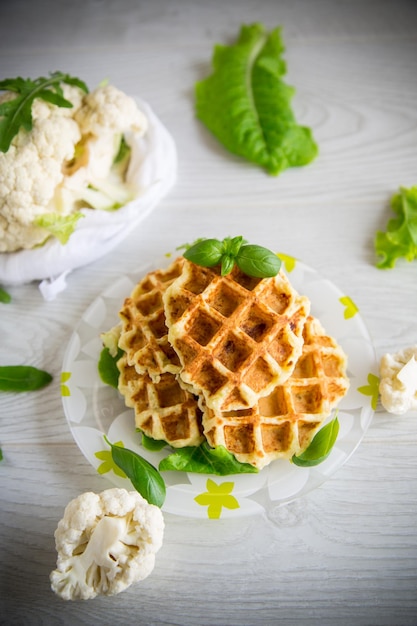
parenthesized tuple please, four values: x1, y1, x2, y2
(117, 353, 204, 448)
(118, 257, 184, 380)
(163, 259, 311, 412)
(202, 316, 350, 469)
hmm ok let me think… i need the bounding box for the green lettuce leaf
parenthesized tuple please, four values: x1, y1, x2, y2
(375, 186, 417, 269)
(195, 23, 318, 175)
(34, 211, 84, 244)
(159, 441, 258, 475)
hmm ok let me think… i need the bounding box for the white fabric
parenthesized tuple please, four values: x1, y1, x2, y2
(0, 98, 177, 300)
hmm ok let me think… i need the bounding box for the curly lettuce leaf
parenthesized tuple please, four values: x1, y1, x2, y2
(375, 186, 417, 269)
(34, 211, 84, 245)
(195, 23, 318, 175)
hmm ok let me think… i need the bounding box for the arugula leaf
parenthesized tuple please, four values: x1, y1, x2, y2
(0, 365, 52, 392)
(0, 71, 89, 153)
(184, 236, 281, 277)
(159, 441, 258, 475)
(375, 186, 417, 269)
(105, 437, 166, 507)
(0, 287, 11, 303)
(98, 346, 124, 389)
(195, 23, 318, 175)
(292, 416, 339, 467)
(33, 211, 84, 244)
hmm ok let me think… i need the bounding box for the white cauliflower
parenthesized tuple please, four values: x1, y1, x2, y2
(50, 488, 164, 601)
(0, 79, 148, 252)
(379, 346, 417, 414)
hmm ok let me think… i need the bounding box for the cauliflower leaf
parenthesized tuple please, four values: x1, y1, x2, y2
(34, 211, 84, 245)
(375, 186, 417, 269)
(0, 71, 88, 153)
(195, 23, 318, 175)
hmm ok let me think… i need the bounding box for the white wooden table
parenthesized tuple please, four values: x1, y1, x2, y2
(1, 1, 417, 624)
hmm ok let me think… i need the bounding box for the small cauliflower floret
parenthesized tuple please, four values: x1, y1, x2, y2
(101, 323, 122, 357)
(75, 84, 148, 137)
(55, 84, 149, 212)
(379, 346, 417, 414)
(50, 488, 164, 601)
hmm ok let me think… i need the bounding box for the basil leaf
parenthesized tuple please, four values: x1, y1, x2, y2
(220, 254, 235, 276)
(236, 244, 281, 277)
(183, 238, 224, 267)
(105, 438, 166, 507)
(98, 346, 123, 388)
(0, 365, 52, 392)
(0, 287, 11, 303)
(292, 417, 339, 467)
(141, 432, 167, 451)
(159, 442, 258, 475)
(223, 235, 245, 257)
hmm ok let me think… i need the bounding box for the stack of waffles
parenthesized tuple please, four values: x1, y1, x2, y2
(115, 257, 349, 469)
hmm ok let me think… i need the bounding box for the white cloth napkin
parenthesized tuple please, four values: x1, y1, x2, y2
(0, 98, 177, 300)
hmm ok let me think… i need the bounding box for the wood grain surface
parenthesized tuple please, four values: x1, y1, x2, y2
(1, 1, 417, 624)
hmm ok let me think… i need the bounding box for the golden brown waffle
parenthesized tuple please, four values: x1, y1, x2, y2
(163, 259, 311, 412)
(117, 353, 204, 447)
(202, 316, 350, 469)
(118, 257, 184, 380)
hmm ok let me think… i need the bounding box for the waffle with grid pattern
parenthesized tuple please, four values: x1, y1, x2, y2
(163, 259, 311, 413)
(202, 315, 350, 469)
(118, 257, 184, 380)
(117, 353, 204, 447)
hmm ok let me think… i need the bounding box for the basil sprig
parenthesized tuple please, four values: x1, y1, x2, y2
(0, 365, 52, 392)
(292, 416, 340, 467)
(105, 437, 166, 508)
(183, 236, 281, 277)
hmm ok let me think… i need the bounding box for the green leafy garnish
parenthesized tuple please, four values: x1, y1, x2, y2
(375, 186, 417, 269)
(183, 236, 281, 277)
(0, 287, 11, 303)
(0, 365, 52, 392)
(159, 441, 258, 475)
(195, 23, 318, 175)
(141, 433, 167, 451)
(292, 416, 339, 467)
(98, 346, 124, 389)
(0, 71, 89, 153)
(104, 437, 166, 507)
(34, 211, 84, 245)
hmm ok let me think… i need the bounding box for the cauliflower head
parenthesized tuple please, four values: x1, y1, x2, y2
(379, 346, 417, 414)
(50, 488, 164, 601)
(0, 79, 148, 252)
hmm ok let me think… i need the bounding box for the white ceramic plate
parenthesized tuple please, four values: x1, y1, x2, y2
(61, 253, 378, 519)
